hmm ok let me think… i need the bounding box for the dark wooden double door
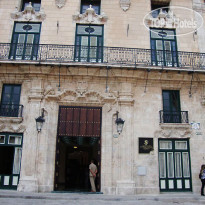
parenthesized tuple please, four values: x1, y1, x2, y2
(54, 106, 101, 192)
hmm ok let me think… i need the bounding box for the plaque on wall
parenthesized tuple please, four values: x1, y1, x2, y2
(139, 138, 153, 153)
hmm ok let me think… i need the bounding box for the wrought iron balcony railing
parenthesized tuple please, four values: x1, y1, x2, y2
(0, 104, 23, 118)
(0, 43, 205, 70)
(159, 110, 189, 124)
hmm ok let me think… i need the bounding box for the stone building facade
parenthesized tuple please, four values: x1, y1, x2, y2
(0, 0, 205, 195)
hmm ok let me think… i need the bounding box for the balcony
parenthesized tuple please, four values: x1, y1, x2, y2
(0, 104, 23, 118)
(0, 43, 205, 71)
(159, 110, 189, 124)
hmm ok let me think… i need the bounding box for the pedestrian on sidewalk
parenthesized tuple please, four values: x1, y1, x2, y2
(200, 164, 205, 196)
(89, 159, 97, 192)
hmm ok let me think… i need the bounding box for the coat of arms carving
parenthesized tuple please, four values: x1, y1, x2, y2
(55, 0, 67, 8)
(120, 0, 131, 12)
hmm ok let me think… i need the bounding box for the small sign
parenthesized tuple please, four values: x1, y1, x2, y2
(137, 166, 147, 176)
(191, 122, 200, 130)
(139, 138, 153, 153)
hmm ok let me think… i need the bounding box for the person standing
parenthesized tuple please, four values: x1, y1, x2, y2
(200, 164, 205, 196)
(89, 160, 97, 192)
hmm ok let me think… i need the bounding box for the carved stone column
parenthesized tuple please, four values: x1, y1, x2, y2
(115, 83, 135, 195)
(18, 80, 44, 192)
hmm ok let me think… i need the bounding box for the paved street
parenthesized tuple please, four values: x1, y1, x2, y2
(0, 190, 205, 205)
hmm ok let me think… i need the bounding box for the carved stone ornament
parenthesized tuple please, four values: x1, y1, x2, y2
(11, 2, 46, 21)
(73, 5, 108, 24)
(0, 117, 25, 133)
(155, 126, 192, 139)
(45, 88, 117, 105)
(145, 9, 179, 29)
(120, 0, 131, 12)
(55, 0, 67, 8)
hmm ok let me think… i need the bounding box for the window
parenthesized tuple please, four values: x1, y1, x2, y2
(75, 24, 103, 62)
(21, 0, 41, 12)
(0, 133, 23, 189)
(151, 0, 170, 18)
(162, 90, 181, 123)
(158, 139, 192, 192)
(81, 0, 101, 14)
(0, 85, 21, 117)
(150, 28, 178, 67)
(9, 22, 41, 60)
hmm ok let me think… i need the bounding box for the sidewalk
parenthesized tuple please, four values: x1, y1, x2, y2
(0, 190, 205, 205)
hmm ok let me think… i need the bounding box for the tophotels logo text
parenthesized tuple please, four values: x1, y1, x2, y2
(143, 6, 203, 37)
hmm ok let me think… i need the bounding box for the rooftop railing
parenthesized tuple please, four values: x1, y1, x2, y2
(0, 43, 205, 70)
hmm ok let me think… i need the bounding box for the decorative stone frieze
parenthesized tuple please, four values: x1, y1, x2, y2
(0, 117, 25, 133)
(145, 9, 179, 29)
(45, 88, 116, 105)
(155, 125, 192, 139)
(11, 2, 46, 21)
(73, 5, 108, 24)
(119, 0, 131, 12)
(55, 0, 67, 8)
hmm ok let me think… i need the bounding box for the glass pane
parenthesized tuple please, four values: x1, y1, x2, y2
(33, 3, 41, 11)
(80, 36, 88, 59)
(9, 136, 22, 145)
(156, 40, 163, 63)
(185, 179, 190, 188)
(164, 41, 172, 65)
(168, 180, 174, 189)
(159, 152, 166, 178)
(160, 180, 166, 189)
(12, 176, 19, 186)
(159, 141, 172, 149)
(77, 25, 89, 35)
(182, 152, 190, 177)
(175, 141, 187, 150)
(25, 34, 34, 56)
(13, 86, 21, 95)
(16, 34, 25, 56)
(12, 148, 22, 174)
(15, 23, 41, 33)
(167, 152, 174, 178)
(175, 152, 182, 178)
(90, 37, 97, 60)
(171, 91, 180, 111)
(3, 176, 10, 185)
(77, 25, 103, 36)
(82, 4, 100, 14)
(177, 179, 182, 189)
(0, 135, 5, 144)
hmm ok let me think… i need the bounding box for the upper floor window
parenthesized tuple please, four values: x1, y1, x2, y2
(151, 0, 170, 18)
(21, 0, 41, 12)
(74, 24, 103, 63)
(0, 85, 22, 117)
(150, 28, 178, 67)
(81, 0, 101, 14)
(9, 22, 41, 60)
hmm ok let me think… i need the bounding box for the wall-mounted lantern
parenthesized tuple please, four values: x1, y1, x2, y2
(115, 111, 125, 135)
(35, 108, 45, 133)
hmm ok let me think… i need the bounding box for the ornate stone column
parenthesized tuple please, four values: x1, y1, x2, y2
(18, 80, 44, 192)
(115, 83, 135, 195)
